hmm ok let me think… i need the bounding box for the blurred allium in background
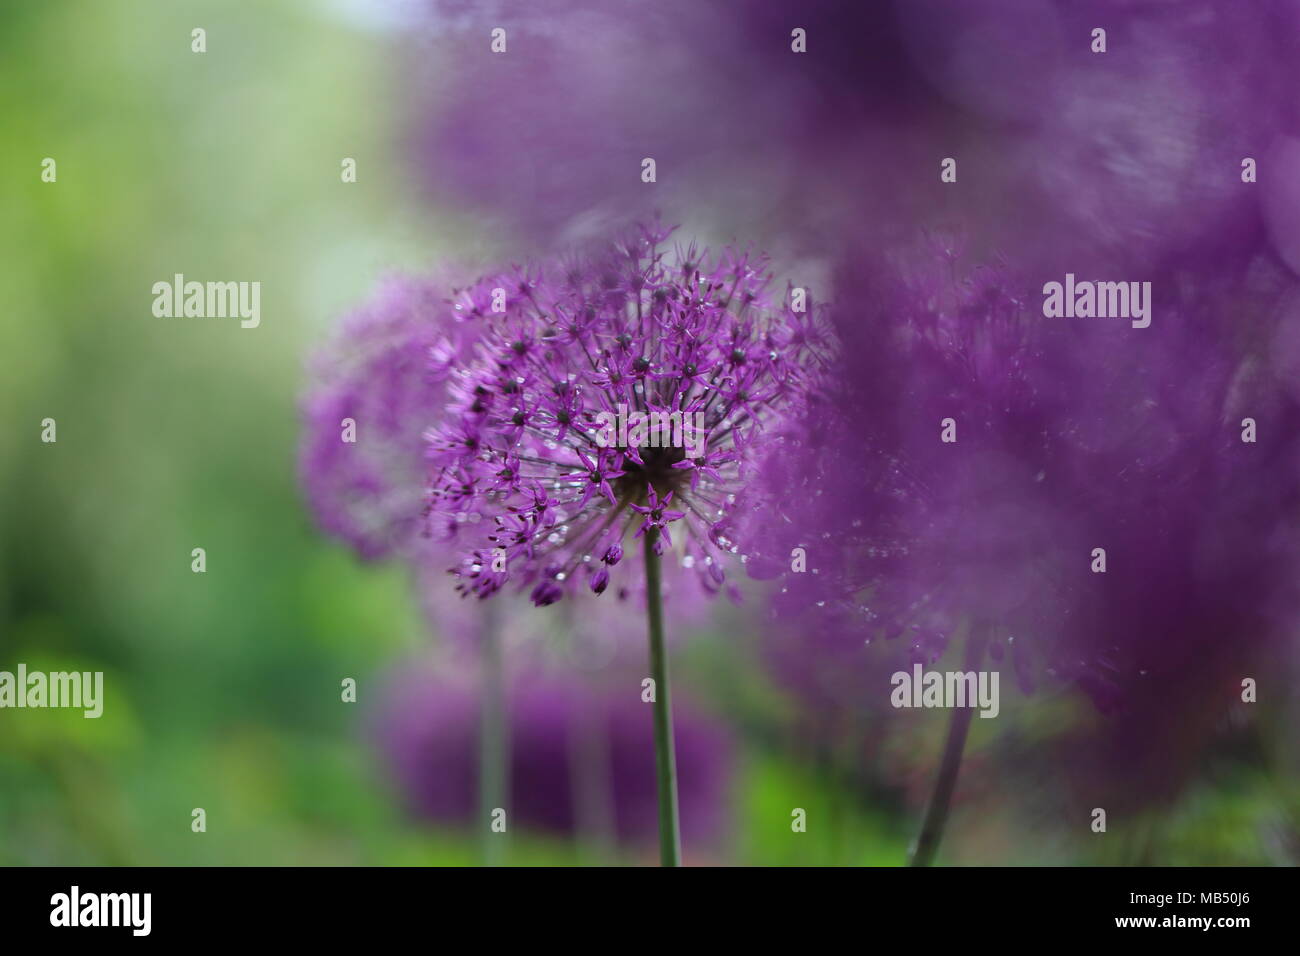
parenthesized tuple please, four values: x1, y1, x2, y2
(413, 1, 1300, 274)
(375, 660, 734, 852)
(299, 275, 479, 562)
(424, 222, 834, 605)
(412, 1, 775, 244)
(756, 242, 1300, 804)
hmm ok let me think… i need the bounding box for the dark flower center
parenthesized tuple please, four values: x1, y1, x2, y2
(616, 443, 687, 502)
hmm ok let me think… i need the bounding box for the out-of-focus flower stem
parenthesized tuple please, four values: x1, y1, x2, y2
(909, 623, 989, 867)
(644, 527, 682, 866)
(479, 599, 508, 866)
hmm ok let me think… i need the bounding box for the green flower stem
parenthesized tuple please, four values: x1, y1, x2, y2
(909, 624, 989, 867)
(643, 527, 682, 867)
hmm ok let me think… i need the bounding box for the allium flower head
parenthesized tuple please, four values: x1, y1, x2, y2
(755, 242, 1300, 721)
(425, 223, 834, 605)
(299, 276, 477, 561)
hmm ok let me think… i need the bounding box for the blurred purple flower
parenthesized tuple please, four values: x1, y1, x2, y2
(375, 661, 734, 850)
(755, 243, 1300, 728)
(299, 276, 480, 561)
(412, 1, 1300, 276)
(411, 1, 779, 244)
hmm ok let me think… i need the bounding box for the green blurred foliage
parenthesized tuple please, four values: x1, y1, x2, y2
(0, 0, 451, 865)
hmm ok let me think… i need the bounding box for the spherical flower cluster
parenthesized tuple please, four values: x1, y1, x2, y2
(414, 1, 1300, 275)
(299, 276, 477, 562)
(425, 223, 834, 606)
(753, 242, 1300, 724)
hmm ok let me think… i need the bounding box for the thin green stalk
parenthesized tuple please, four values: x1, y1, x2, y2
(480, 600, 508, 866)
(643, 527, 682, 866)
(909, 624, 989, 867)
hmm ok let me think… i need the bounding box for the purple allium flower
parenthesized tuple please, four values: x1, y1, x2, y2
(1010, 0, 1300, 272)
(754, 242, 1300, 723)
(411, 1, 1300, 284)
(424, 222, 834, 605)
(374, 660, 734, 852)
(742, 242, 1300, 839)
(411, 2, 780, 246)
(299, 276, 480, 561)
(298, 263, 718, 650)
